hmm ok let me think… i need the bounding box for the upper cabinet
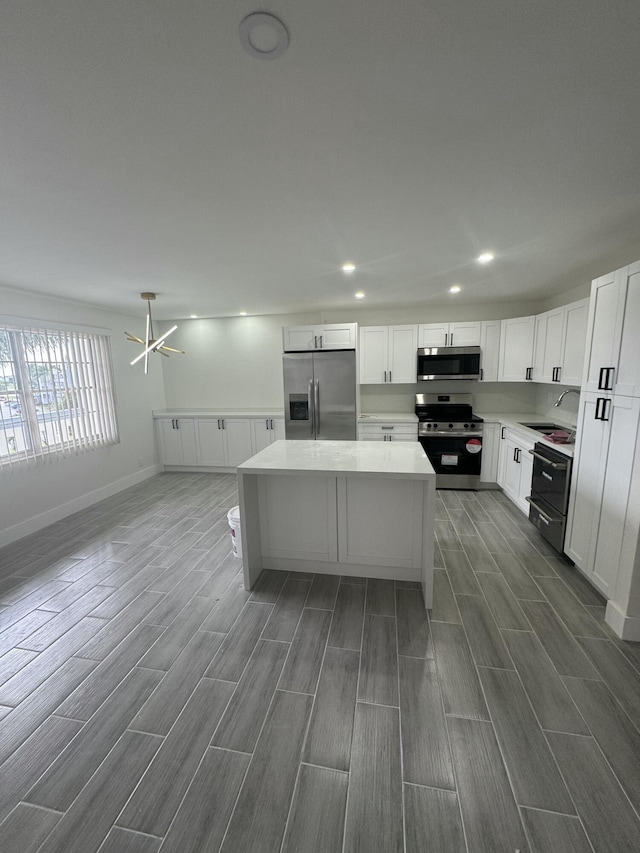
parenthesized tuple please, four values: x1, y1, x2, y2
(418, 321, 481, 348)
(283, 323, 357, 352)
(359, 325, 418, 384)
(583, 261, 640, 397)
(532, 299, 589, 385)
(497, 316, 536, 382)
(479, 320, 501, 382)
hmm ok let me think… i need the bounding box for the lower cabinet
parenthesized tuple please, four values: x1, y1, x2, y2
(480, 422, 500, 484)
(565, 393, 640, 598)
(157, 415, 284, 469)
(497, 427, 534, 514)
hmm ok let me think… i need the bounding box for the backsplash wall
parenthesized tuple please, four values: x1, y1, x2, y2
(360, 381, 539, 416)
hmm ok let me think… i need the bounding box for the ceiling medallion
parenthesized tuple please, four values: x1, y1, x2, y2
(125, 292, 185, 374)
(239, 12, 289, 61)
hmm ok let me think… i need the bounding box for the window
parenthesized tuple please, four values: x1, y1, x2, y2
(0, 321, 119, 468)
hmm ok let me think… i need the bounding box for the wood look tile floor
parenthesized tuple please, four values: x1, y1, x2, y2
(2, 473, 640, 851)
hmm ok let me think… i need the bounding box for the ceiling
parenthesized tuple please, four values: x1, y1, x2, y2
(2, 0, 640, 320)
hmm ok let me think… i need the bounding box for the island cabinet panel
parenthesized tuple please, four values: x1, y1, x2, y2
(257, 475, 338, 562)
(336, 477, 423, 568)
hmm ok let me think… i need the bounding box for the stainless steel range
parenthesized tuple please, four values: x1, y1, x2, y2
(415, 393, 483, 489)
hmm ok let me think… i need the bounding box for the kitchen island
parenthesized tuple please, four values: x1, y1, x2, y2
(237, 440, 436, 608)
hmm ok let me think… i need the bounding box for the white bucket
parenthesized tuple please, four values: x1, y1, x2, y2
(228, 505, 242, 558)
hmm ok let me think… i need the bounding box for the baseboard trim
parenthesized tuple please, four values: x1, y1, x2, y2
(0, 464, 163, 549)
(605, 600, 640, 641)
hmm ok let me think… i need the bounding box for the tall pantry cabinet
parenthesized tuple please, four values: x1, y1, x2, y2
(565, 260, 640, 639)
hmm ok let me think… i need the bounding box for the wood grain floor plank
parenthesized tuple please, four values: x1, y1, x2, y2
(577, 637, 640, 728)
(442, 548, 482, 595)
(430, 569, 461, 623)
(519, 808, 593, 853)
(96, 827, 161, 853)
(403, 784, 466, 853)
(278, 608, 332, 694)
(220, 690, 313, 853)
(430, 621, 489, 720)
(0, 647, 39, 687)
(456, 594, 513, 669)
(396, 587, 432, 658)
(158, 747, 249, 853)
(519, 601, 600, 679)
(534, 576, 607, 638)
(262, 578, 311, 642)
(199, 573, 250, 633)
(343, 702, 403, 853)
(547, 731, 640, 852)
(491, 551, 547, 601)
(306, 573, 340, 610)
(365, 578, 396, 616)
(119, 679, 235, 836)
(399, 656, 455, 790)
(25, 666, 162, 811)
(502, 629, 589, 734)
(281, 764, 348, 853)
(138, 595, 214, 670)
(460, 533, 500, 572)
(204, 601, 273, 682)
(248, 569, 288, 603)
(212, 639, 288, 753)
(0, 803, 61, 853)
(358, 614, 398, 706)
(448, 715, 530, 853)
(478, 666, 575, 812)
(142, 569, 210, 626)
(328, 582, 365, 650)
(73, 590, 165, 661)
(476, 571, 531, 630)
(303, 646, 359, 771)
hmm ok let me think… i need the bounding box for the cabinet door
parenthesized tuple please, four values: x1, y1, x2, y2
(418, 323, 448, 347)
(583, 269, 625, 393)
(222, 418, 253, 467)
(559, 299, 589, 386)
(498, 316, 535, 382)
(195, 419, 226, 466)
(501, 437, 522, 504)
(251, 418, 273, 455)
(271, 418, 286, 441)
(283, 326, 316, 352)
(156, 419, 183, 465)
(388, 325, 418, 383)
(615, 263, 640, 396)
(479, 320, 500, 382)
(496, 428, 509, 488)
(449, 321, 481, 347)
(516, 444, 534, 514)
(177, 419, 198, 465)
(480, 423, 500, 483)
(359, 326, 388, 384)
(533, 308, 564, 383)
(318, 323, 357, 350)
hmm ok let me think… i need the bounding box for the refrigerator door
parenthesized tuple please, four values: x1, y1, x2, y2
(283, 353, 315, 439)
(313, 350, 357, 440)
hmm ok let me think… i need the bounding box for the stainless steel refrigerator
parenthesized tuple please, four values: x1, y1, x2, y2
(283, 350, 357, 440)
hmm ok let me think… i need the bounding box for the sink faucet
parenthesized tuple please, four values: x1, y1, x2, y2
(554, 388, 580, 407)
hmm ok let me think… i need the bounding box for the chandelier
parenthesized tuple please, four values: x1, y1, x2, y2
(125, 292, 184, 373)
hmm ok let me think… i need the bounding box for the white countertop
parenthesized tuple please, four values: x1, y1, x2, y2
(238, 439, 435, 479)
(153, 408, 283, 418)
(476, 412, 576, 458)
(358, 413, 418, 423)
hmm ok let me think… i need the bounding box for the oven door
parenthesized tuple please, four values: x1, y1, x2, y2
(527, 495, 566, 552)
(419, 433, 482, 488)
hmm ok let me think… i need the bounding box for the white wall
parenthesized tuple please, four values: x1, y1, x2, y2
(0, 288, 166, 547)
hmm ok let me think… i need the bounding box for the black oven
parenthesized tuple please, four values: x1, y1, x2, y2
(417, 346, 481, 381)
(415, 393, 483, 489)
(526, 442, 572, 553)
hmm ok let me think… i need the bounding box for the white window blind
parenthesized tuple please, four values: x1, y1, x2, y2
(0, 321, 119, 469)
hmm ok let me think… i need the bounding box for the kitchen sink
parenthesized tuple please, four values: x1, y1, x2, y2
(518, 422, 575, 440)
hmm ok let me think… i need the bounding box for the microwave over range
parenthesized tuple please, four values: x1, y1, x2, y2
(417, 346, 481, 381)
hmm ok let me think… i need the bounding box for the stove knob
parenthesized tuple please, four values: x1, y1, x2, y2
(449, 423, 453, 429)
(426, 423, 431, 429)
(433, 423, 438, 429)
(464, 423, 469, 429)
(469, 423, 476, 429)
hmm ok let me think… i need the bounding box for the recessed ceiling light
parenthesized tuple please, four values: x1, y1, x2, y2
(239, 311, 248, 316)
(449, 285, 461, 294)
(239, 12, 289, 61)
(190, 314, 198, 319)
(342, 263, 356, 274)
(355, 292, 365, 299)
(477, 252, 494, 264)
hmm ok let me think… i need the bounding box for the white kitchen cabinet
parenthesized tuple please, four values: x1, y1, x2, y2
(196, 417, 252, 467)
(283, 323, 357, 352)
(566, 393, 640, 598)
(358, 421, 418, 442)
(532, 300, 589, 385)
(418, 321, 481, 348)
(498, 316, 535, 382)
(583, 261, 640, 397)
(251, 417, 285, 453)
(156, 418, 198, 466)
(479, 320, 501, 382)
(359, 325, 417, 384)
(480, 422, 500, 483)
(497, 426, 534, 514)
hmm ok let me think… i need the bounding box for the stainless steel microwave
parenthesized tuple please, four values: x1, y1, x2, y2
(417, 346, 481, 380)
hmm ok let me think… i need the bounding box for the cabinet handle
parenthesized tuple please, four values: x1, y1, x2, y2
(555, 366, 562, 382)
(501, 426, 506, 439)
(222, 419, 225, 429)
(389, 370, 392, 382)
(525, 496, 552, 524)
(217, 419, 221, 429)
(600, 398, 611, 421)
(381, 426, 394, 430)
(480, 368, 484, 380)
(314, 335, 318, 349)
(384, 370, 387, 383)
(450, 333, 453, 346)
(176, 419, 179, 429)
(594, 398, 610, 421)
(444, 333, 448, 346)
(527, 449, 567, 469)
(270, 419, 274, 430)
(604, 367, 614, 390)
(598, 367, 614, 390)
(266, 419, 269, 430)
(525, 367, 533, 381)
